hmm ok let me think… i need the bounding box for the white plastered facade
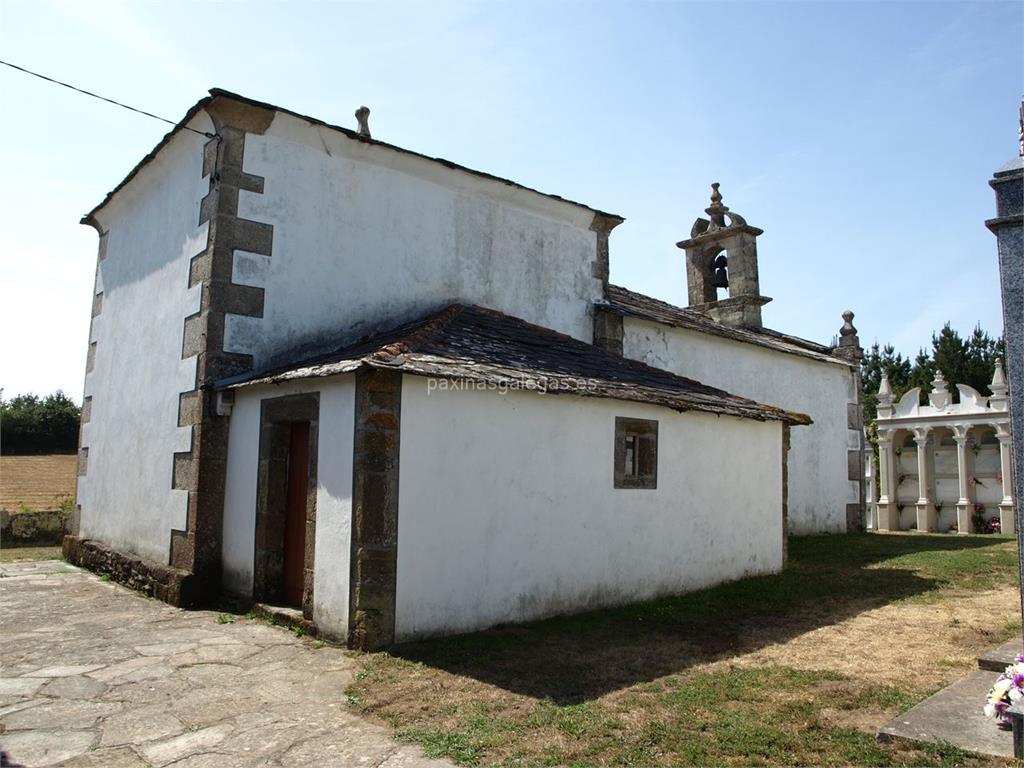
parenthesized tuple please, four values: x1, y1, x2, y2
(221, 377, 355, 639)
(395, 377, 784, 640)
(621, 318, 857, 534)
(224, 112, 603, 372)
(76, 117, 213, 563)
(218, 371, 785, 642)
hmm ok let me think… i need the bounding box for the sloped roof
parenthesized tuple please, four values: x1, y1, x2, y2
(83, 89, 623, 228)
(217, 304, 811, 426)
(602, 284, 852, 368)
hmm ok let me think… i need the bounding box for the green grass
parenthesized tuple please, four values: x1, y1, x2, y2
(347, 533, 1018, 767)
(0, 545, 63, 562)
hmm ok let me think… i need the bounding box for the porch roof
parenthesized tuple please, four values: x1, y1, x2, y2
(216, 304, 811, 426)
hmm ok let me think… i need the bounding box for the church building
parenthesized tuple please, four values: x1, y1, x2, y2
(66, 90, 862, 648)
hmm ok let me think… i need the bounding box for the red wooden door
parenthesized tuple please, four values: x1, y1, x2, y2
(283, 421, 310, 607)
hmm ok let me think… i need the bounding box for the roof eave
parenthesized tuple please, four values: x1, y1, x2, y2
(599, 300, 853, 369)
(81, 94, 217, 230)
(82, 89, 623, 234)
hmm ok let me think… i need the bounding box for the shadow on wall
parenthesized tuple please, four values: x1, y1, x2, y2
(384, 533, 1008, 705)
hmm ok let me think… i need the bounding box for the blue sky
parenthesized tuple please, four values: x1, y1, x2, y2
(1, 0, 1020, 400)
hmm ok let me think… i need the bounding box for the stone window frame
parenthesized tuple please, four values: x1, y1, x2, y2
(614, 417, 658, 490)
(253, 393, 320, 619)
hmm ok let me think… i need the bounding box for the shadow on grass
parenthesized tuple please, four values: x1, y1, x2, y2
(385, 533, 1014, 705)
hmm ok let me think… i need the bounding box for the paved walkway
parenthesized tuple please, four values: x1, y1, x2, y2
(0, 559, 453, 768)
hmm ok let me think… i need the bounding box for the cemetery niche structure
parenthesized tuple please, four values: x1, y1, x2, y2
(874, 362, 1015, 534)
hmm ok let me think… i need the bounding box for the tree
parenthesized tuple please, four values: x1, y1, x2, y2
(861, 343, 912, 425)
(0, 391, 81, 454)
(861, 322, 1004, 430)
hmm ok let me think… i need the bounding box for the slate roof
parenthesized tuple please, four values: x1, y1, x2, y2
(218, 304, 811, 426)
(83, 89, 622, 228)
(601, 284, 852, 367)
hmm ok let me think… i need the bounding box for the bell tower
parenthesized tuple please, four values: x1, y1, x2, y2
(676, 183, 771, 330)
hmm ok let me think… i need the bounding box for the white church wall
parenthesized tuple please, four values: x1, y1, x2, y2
(223, 112, 604, 370)
(77, 121, 212, 564)
(394, 377, 784, 641)
(621, 317, 855, 535)
(221, 377, 355, 638)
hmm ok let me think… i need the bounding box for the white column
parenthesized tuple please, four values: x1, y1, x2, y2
(876, 430, 899, 531)
(953, 424, 973, 534)
(998, 425, 1016, 534)
(914, 427, 937, 532)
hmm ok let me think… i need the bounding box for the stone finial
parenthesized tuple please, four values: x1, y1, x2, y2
(878, 371, 893, 405)
(990, 357, 1009, 410)
(929, 370, 950, 410)
(832, 310, 863, 362)
(355, 106, 371, 138)
(838, 310, 859, 346)
(705, 182, 728, 227)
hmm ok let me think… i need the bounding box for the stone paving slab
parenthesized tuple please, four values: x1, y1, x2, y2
(0, 559, 453, 768)
(978, 639, 1022, 672)
(878, 669, 1014, 758)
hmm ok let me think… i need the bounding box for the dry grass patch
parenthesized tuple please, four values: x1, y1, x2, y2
(348, 533, 1019, 767)
(0, 545, 63, 563)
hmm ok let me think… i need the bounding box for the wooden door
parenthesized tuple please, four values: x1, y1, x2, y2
(283, 420, 310, 607)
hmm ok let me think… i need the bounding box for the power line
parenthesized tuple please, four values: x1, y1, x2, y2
(0, 59, 215, 138)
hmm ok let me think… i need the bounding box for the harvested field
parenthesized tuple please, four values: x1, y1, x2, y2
(0, 454, 76, 512)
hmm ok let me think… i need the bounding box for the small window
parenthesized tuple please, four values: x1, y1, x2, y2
(614, 417, 658, 489)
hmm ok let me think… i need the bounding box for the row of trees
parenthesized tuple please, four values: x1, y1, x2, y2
(861, 323, 1005, 429)
(1, 391, 81, 454)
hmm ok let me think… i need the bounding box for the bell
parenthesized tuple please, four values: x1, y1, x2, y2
(711, 253, 729, 289)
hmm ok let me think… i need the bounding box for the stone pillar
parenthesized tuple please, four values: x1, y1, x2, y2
(985, 101, 1023, 636)
(833, 311, 866, 531)
(914, 428, 937, 532)
(876, 431, 900, 531)
(348, 367, 402, 651)
(953, 425, 974, 534)
(999, 426, 1016, 534)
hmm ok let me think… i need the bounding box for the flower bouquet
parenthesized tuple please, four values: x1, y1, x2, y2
(984, 654, 1024, 722)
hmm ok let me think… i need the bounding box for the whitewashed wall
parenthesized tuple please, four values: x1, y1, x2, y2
(77, 119, 212, 564)
(224, 112, 603, 370)
(221, 377, 355, 639)
(622, 318, 855, 534)
(395, 377, 784, 640)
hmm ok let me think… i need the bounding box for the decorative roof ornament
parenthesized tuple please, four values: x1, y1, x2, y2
(705, 182, 728, 228)
(355, 106, 371, 138)
(878, 371, 892, 405)
(990, 357, 1009, 410)
(929, 369, 951, 410)
(832, 310, 863, 362)
(838, 310, 858, 343)
(688, 183, 749, 239)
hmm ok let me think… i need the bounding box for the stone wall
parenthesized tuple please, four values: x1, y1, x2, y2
(0, 510, 68, 547)
(62, 535, 199, 606)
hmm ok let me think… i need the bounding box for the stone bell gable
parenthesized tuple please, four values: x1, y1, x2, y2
(676, 183, 771, 330)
